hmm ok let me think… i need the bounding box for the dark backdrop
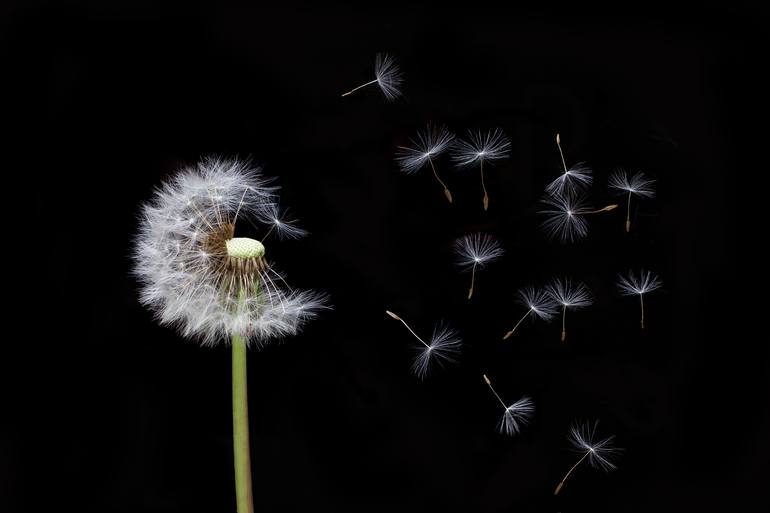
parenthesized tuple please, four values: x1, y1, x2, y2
(4, 2, 766, 512)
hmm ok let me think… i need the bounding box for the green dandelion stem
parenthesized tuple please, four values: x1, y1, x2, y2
(232, 286, 255, 513)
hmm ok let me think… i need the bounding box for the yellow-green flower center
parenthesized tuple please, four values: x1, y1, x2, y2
(226, 237, 265, 259)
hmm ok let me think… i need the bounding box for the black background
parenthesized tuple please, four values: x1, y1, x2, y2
(4, 2, 766, 512)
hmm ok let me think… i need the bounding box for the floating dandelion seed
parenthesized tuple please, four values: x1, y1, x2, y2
(454, 233, 504, 300)
(546, 133, 593, 196)
(395, 124, 456, 203)
(451, 128, 511, 211)
(341, 53, 403, 101)
(386, 311, 462, 380)
(133, 157, 328, 513)
(616, 269, 662, 329)
(546, 278, 593, 342)
(539, 192, 618, 243)
(256, 202, 309, 240)
(502, 287, 557, 339)
(609, 168, 656, 232)
(554, 420, 622, 495)
(483, 374, 535, 436)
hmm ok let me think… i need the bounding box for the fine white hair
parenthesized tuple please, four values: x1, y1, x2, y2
(516, 287, 558, 320)
(546, 162, 593, 196)
(568, 420, 622, 472)
(498, 396, 535, 436)
(256, 202, 309, 240)
(451, 128, 511, 168)
(375, 53, 403, 101)
(411, 322, 463, 380)
(133, 157, 328, 347)
(609, 169, 656, 198)
(538, 192, 591, 243)
(546, 278, 593, 308)
(454, 233, 505, 270)
(395, 124, 455, 174)
(616, 269, 662, 296)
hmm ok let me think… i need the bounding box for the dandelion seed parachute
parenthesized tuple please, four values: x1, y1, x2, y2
(499, 396, 535, 436)
(539, 192, 618, 243)
(451, 128, 511, 210)
(341, 53, 403, 101)
(411, 322, 463, 380)
(256, 202, 309, 240)
(453, 233, 504, 299)
(395, 124, 456, 203)
(502, 287, 557, 339)
(133, 157, 328, 347)
(554, 420, 622, 495)
(386, 311, 462, 380)
(609, 168, 656, 232)
(546, 278, 593, 341)
(616, 269, 662, 329)
(483, 375, 535, 436)
(547, 134, 593, 196)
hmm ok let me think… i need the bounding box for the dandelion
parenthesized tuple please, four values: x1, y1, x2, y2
(554, 420, 622, 495)
(482, 374, 535, 436)
(341, 53, 403, 101)
(451, 128, 511, 210)
(386, 311, 462, 380)
(546, 278, 593, 342)
(133, 157, 328, 513)
(609, 168, 656, 232)
(546, 133, 593, 196)
(454, 233, 504, 299)
(539, 192, 618, 243)
(502, 287, 557, 339)
(616, 269, 662, 329)
(395, 124, 456, 203)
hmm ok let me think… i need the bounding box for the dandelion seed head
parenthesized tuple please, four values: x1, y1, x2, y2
(411, 322, 462, 380)
(568, 420, 622, 472)
(454, 233, 504, 270)
(395, 124, 455, 174)
(609, 168, 656, 198)
(451, 129, 511, 168)
(616, 269, 663, 296)
(133, 157, 328, 347)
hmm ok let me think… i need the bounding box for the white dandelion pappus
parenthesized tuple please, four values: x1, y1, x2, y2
(609, 168, 656, 232)
(546, 162, 593, 196)
(483, 375, 535, 436)
(256, 202, 309, 240)
(546, 278, 593, 342)
(538, 192, 618, 243)
(554, 420, 622, 495)
(454, 233, 505, 300)
(395, 124, 456, 203)
(546, 134, 593, 196)
(616, 269, 662, 329)
(386, 311, 462, 380)
(502, 287, 558, 339)
(451, 128, 511, 210)
(341, 53, 403, 101)
(133, 157, 329, 347)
